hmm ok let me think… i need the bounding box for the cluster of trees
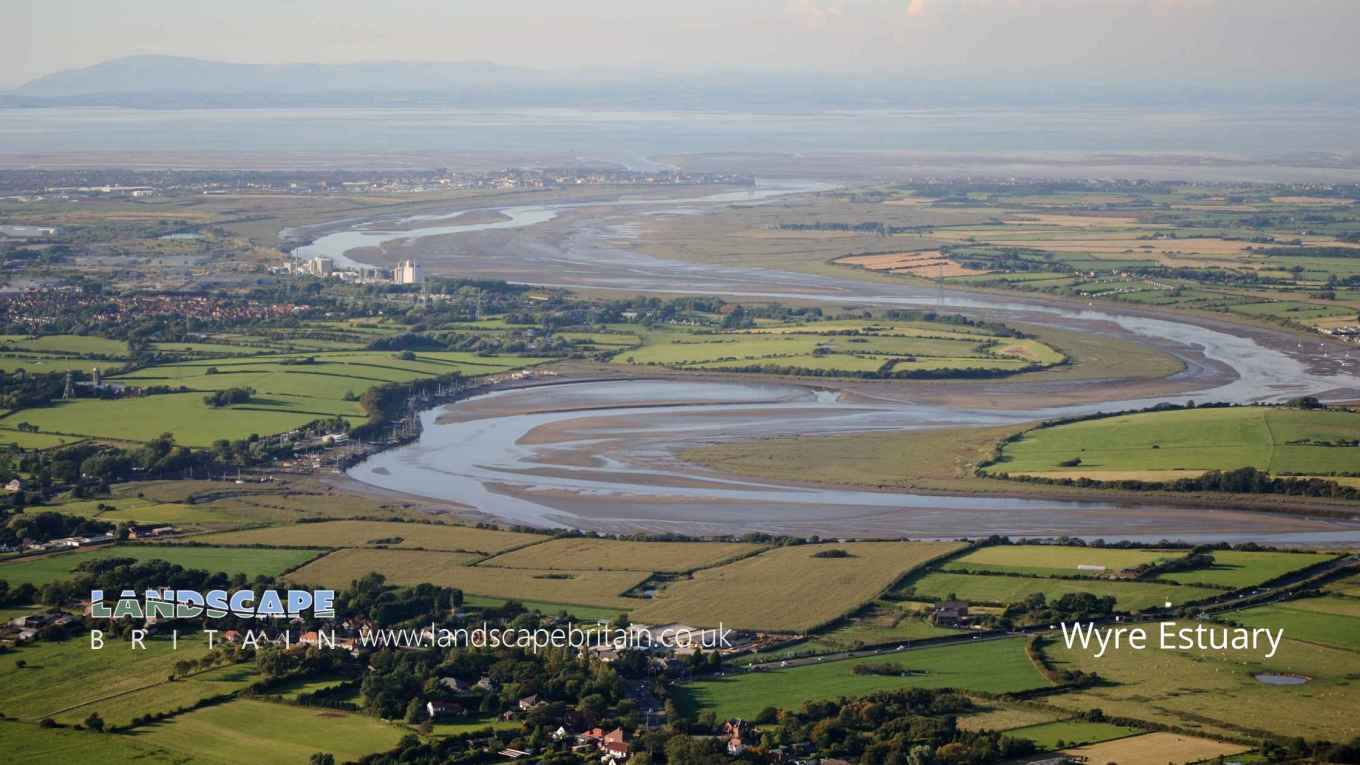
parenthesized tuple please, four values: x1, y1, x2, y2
(1004, 592, 1117, 626)
(8, 432, 277, 500)
(1257, 246, 1360, 260)
(35, 555, 257, 611)
(1261, 736, 1360, 764)
(947, 246, 1059, 274)
(1005, 465, 1360, 500)
(883, 310, 1028, 339)
(779, 221, 927, 236)
(364, 643, 636, 731)
(694, 361, 1037, 381)
(341, 573, 462, 627)
(367, 333, 446, 351)
(1131, 548, 1216, 579)
(0, 579, 38, 608)
(0, 510, 113, 547)
(202, 386, 254, 407)
(752, 688, 1035, 765)
(0, 369, 67, 411)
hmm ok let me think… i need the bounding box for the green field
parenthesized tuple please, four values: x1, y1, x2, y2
(427, 716, 522, 737)
(0, 392, 365, 447)
(675, 637, 1047, 719)
(942, 545, 1174, 577)
(1230, 597, 1360, 651)
(0, 428, 85, 450)
(129, 699, 406, 765)
(740, 604, 962, 664)
(1, 719, 182, 764)
(1043, 628, 1360, 741)
(1006, 720, 1141, 750)
(611, 320, 1064, 378)
(1159, 550, 1336, 588)
(989, 406, 1360, 477)
(49, 664, 259, 729)
(461, 594, 627, 621)
(0, 633, 222, 724)
(903, 572, 1219, 611)
(942, 546, 1335, 590)
(0, 334, 130, 357)
(0, 347, 547, 446)
(0, 545, 323, 587)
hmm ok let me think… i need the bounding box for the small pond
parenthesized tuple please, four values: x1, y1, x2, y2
(1254, 673, 1309, 685)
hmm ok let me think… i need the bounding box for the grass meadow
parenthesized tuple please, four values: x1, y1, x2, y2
(0, 633, 219, 723)
(990, 406, 1360, 477)
(902, 572, 1219, 611)
(1159, 550, 1336, 588)
(941, 545, 1174, 577)
(1043, 628, 1360, 741)
(129, 699, 406, 765)
(675, 637, 1046, 719)
(1, 719, 182, 764)
(1229, 597, 1360, 651)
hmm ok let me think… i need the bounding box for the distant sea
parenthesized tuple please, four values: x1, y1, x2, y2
(1, 105, 1357, 178)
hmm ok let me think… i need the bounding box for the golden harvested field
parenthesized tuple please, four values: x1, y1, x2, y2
(1061, 733, 1248, 765)
(836, 251, 989, 278)
(288, 548, 649, 609)
(838, 251, 941, 269)
(192, 520, 544, 555)
(956, 706, 1063, 732)
(630, 541, 965, 632)
(1271, 196, 1356, 206)
(478, 538, 764, 573)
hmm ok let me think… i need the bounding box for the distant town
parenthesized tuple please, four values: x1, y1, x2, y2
(0, 167, 755, 200)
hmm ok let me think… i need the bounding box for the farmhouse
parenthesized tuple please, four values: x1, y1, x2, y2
(601, 728, 630, 761)
(931, 600, 971, 627)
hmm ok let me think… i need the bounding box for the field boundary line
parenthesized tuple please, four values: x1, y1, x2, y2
(1261, 408, 1280, 473)
(468, 535, 560, 566)
(35, 662, 244, 721)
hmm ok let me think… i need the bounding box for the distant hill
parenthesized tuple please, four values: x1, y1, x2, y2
(14, 54, 550, 97)
(11, 55, 1359, 110)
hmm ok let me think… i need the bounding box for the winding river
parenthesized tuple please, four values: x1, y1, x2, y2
(298, 181, 1360, 542)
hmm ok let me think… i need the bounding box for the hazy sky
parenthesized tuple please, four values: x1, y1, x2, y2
(8, 0, 1360, 88)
